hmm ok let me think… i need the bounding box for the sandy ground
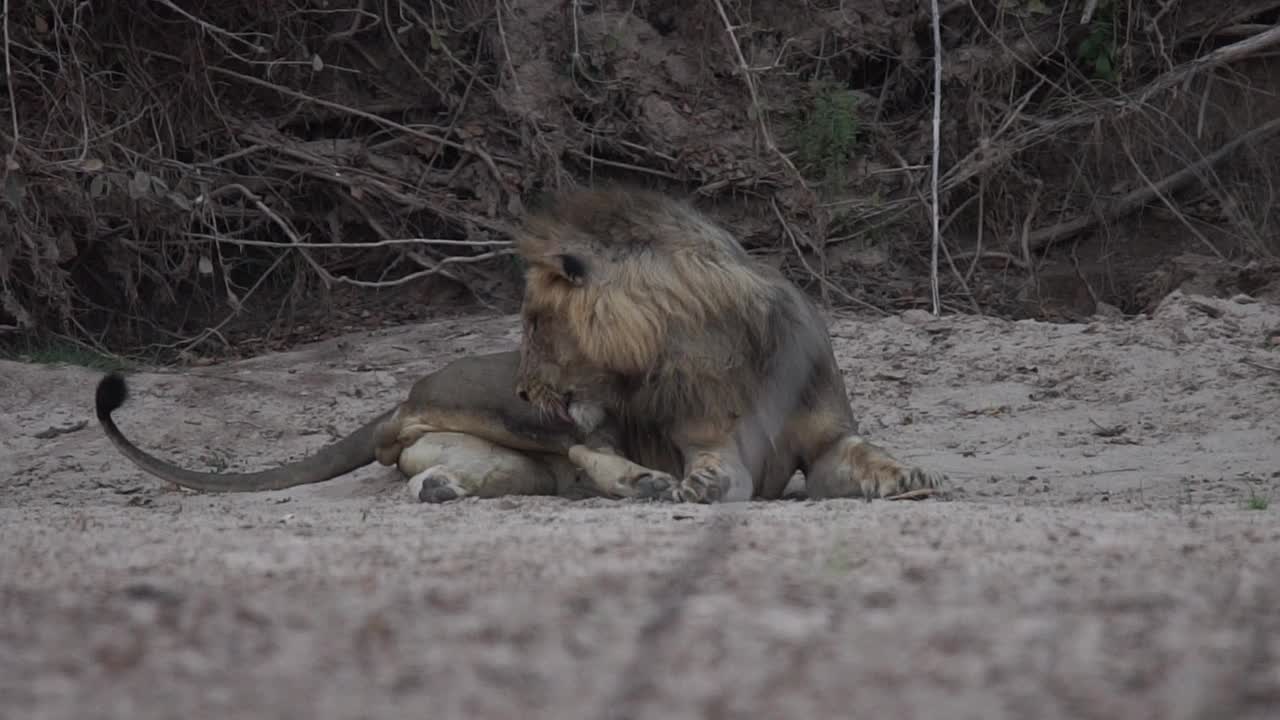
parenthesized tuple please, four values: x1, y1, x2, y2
(2, 290, 1279, 720)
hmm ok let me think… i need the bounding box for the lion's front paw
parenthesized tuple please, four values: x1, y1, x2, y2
(634, 468, 721, 504)
(675, 468, 722, 503)
(407, 465, 469, 504)
(864, 463, 946, 500)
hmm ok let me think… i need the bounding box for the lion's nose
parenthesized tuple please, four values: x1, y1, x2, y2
(517, 387, 530, 403)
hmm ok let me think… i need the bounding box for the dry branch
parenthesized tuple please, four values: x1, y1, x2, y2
(1151, 23, 1280, 95)
(941, 23, 1280, 196)
(1025, 118, 1280, 252)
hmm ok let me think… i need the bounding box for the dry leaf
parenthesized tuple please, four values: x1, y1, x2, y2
(89, 175, 110, 198)
(128, 170, 151, 199)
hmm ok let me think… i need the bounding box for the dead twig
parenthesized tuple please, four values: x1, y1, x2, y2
(1069, 244, 1103, 313)
(885, 488, 943, 501)
(33, 420, 89, 439)
(2, 0, 17, 165)
(1019, 179, 1044, 285)
(1088, 418, 1128, 438)
(952, 250, 1028, 270)
(1241, 359, 1280, 374)
(187, 235, 510, 251)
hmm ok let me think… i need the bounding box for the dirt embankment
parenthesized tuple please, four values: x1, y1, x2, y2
(3, 1, 1280, 360)
(2, 291, 1278, 719)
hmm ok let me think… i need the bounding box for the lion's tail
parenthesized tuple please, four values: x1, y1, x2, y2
(94, 373, 389, 493)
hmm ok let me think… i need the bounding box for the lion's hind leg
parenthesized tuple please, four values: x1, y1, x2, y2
(805, 434, 946, 500)
(399, 431, 562, 504)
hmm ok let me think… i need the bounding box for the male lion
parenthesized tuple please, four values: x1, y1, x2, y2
(513, 187, 947, 503)
(95, 350, 673, 503)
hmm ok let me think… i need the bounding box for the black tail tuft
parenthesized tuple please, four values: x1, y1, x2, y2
(95, 373, 129, 421)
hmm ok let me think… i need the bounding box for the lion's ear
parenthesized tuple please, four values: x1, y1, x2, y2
(558, 253, 588, 286)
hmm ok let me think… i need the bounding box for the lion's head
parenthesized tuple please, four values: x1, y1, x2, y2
(513, 186, 792, 429)
(514, 187, 773, 374)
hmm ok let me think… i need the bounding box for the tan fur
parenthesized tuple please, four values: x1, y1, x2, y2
(513, 186, 947, 502)
(95, 351, 673, 503)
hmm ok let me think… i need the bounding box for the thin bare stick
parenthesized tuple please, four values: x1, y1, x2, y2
(966, 173, 987, 283)
(150, 0, 267, 53)
(569, 0, 583, 74)
(1027, 117, 1280, 251)
(1070, 244, 1102, 312)
(885, 488, 941, 501)
(928, 0, 943, 316)
(2, 0, 17, 164)
(1020, 179, 1044, 291)
(186, 234, 510, 250)
(201, 144, 268, 166)
(494, 0, 523, 94)
(565, 148, 681, 180)
(324, 249, 516, 289)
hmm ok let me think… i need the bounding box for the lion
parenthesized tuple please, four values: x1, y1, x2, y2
(513, 186, 947, 503)
(94, 350, 675, 504)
